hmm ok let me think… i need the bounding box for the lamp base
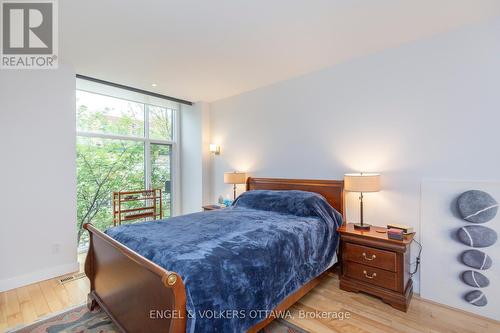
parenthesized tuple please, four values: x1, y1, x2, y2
(353, 223, 371, 230)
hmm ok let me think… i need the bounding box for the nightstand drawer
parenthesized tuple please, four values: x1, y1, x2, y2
(344, 262, 398, 291)
(344, 242, 396, 272)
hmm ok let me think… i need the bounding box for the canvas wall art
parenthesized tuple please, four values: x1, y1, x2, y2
(420, 180, 500, 321)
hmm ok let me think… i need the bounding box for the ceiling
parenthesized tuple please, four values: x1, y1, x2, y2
(60, 0, 500, 102)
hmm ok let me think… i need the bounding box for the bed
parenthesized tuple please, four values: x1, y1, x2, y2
(84, 177, 344, 332)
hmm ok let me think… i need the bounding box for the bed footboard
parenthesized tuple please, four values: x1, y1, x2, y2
(84, 223, 187, 333)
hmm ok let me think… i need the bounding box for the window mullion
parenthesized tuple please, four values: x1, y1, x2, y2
(144, 104, 152, 190)
(172, 107, 181, 216)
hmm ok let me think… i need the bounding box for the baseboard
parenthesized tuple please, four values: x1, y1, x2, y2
(414, 294, 500, 324)
(0, 261, 79, 292)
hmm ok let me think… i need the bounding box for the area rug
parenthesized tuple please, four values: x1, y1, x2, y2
(7, 305, 115, 333)
(7, 305, 309, 333)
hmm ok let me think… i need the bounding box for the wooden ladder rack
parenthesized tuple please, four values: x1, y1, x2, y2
(113, 189, 163, 226)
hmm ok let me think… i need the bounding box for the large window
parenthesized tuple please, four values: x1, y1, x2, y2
(76, 79, 179, 249)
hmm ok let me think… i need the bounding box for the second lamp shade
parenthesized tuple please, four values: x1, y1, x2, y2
(344, 173, 381, 192)
(224, 172, 247, 184)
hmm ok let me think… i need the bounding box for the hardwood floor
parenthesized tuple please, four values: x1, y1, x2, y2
(1, 259, 499, 333)
(287, 272, 500, 333)
(0, 254, 89, 332)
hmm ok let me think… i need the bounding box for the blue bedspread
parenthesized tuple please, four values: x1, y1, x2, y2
(105, 190, 342, 332)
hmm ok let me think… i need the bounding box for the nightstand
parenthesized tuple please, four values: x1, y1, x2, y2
(337, 223, 414, 312)
(202, 205, 223, 211)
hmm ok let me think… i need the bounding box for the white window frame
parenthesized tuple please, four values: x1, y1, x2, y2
(76, 89, 181, 217)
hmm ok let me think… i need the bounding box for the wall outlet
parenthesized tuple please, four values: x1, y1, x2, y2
(51, 243, 60, 254)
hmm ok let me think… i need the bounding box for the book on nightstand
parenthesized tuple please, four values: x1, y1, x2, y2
(388, 228, 404, 240)
(386, 223, 414, 234)
(202, 204, 224, 211)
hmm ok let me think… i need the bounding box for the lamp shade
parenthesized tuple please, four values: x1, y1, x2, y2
(224, 172, 247, 184)
(344, 173, 381, 192)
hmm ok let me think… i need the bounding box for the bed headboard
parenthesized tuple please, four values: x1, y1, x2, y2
(246, 177, 345, 218)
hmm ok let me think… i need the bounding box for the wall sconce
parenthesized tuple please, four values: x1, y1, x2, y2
(209, 144, 220, 155)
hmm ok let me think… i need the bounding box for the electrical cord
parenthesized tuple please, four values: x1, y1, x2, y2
(409, 238, 422, 277)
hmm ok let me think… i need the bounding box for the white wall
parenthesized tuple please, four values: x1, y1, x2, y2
(0, 64, 78, 292)
(180, 102, 211, 214)
(209, 18, 500, 292)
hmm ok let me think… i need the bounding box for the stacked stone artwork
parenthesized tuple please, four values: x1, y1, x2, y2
(456, 190, 498, 307)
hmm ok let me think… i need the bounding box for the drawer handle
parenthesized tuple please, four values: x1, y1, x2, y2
(362, 252, 376, 261)
(363, 270, 377, 279)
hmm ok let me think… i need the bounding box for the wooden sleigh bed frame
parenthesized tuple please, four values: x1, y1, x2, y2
(84, 177, 344, 333)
